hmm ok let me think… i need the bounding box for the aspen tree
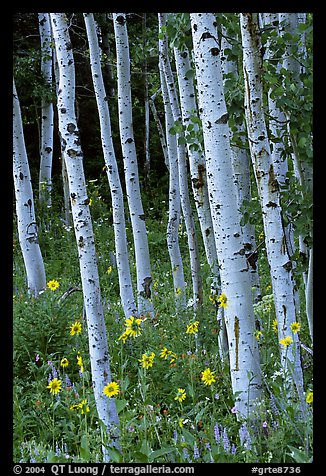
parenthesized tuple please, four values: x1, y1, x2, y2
(159, 58, 187, 309)
(13, 79, 46, 297)
(191, 13, 262, 417)
(173, 44, 228, 357)
(50, 14, 120, 455)
(38, 12, 54, 216)
(220, 22, 261, 304)
(84, 13, 137, 320)
(240, 13, 305, 407)
(113, 13, 154, 316)
(159, 13, 203, 310)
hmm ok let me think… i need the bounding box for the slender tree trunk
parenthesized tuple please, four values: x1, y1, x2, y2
(159, 58, 187, 309)
(240, 13, 305, 409)
(149, 88, 169, 170)
(38, 13, 54, 225)
(220, 26, 261, 304)
(84, 12, 137, 320)
(13, 79, 46, 297)
(159, 13, 203, 310)
(191, 13, 262, 417)
(50, 14, 120, 456)
(173, 44, 228, 357)
(113, 13, 154, 317)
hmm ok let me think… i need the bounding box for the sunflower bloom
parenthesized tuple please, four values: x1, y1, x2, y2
(76, 354, 84, 373)
(186, 321, 199, 334)
(201, 367, 216, 386)
(103, 381, 119, 398)
(272, 319, 278, 333)
(279, 336, 293, 347)
(174, 388, 187, 403)
(47, 280, 59, 291)
(306, 391, 313, 404)
(124, 316, 142, 338)
(70, 321, 82, 336)
(47, 378, 62, 395)
(139, 352, 155, 369)
(209, 293, 219, 305)
(60, 358, 69, 368)
(218, 293, 228, 309)
(290, 322, 301, 334)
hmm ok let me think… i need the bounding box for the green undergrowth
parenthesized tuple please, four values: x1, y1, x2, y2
(13, 183, 313, 464)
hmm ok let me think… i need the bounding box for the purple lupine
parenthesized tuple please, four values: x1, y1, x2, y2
(193, 443, 200, 460)
(173, 430, 178, 443)
(231, 443, 237, 455)
(65, 373, 72, 389)
(239, 423, 252, 450)
(214, 423, 220, 444)
(222, 427, 230, 452)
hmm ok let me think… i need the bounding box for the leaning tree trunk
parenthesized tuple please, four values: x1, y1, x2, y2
(159, 58, 187, 309)
(191, 13, 262, 417)
(13, 79, 46, 297)
(113, 13, 154, 317)
(240, 13, 305, 409)
(84, 12, 137, 320)
(50, 13, 120, 456)
(220, 24, 261, 304)
(38, 12, 54, 221)
(159, 13, 203, 311)
(173, 44, 228, 358)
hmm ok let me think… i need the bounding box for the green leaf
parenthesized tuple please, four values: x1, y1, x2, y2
(181, 426, 196, 445)
(150, 445, 175, 460)
(106, 446, 122, 463)
(287, 445, 311, 463)
(79, 434, 91, 461)
(115, 398, 128, 414)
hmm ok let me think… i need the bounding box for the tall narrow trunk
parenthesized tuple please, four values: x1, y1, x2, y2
(220, 24, 261, 304)
(84, 13, 137, 320)
(113, 13, 154, 317)
(38, 13, 54, 223)
(13, 79, 46, 297)
(50, 14, 120, 455)
(240, 13, 305, 409)
(159, 13, 203, 310)
(191, 13, 262, 417)
(159, 59, 187, 309)
(173, 44, 228, 357)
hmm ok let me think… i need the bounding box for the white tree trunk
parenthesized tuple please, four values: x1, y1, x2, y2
(84, 13, 137, 320)
(13, 79, 46, 297)
(220, 27, 261, 304)
(38, 13, 54, 213)
(159, 59, 187, 309)
(191, 13, 262, 417)
(173, 44, 228, 357)
(50, 14, 119, 453)
(240, 13, 305, 407)
(113, 13, 154, 317)
(159, 13, 203, 310)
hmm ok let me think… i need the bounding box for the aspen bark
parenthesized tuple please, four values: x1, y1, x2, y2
(84, 12, 137, 320)
(240, 13, 305, 407)
(113, 13, 154, 317)
(50, 14, 120, 455)
(13, 79, 46, 297)
(191, 13, 262, 417)
(38, 12, 54, 214)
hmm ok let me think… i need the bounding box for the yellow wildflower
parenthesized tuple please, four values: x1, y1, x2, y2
(139, 352, 155, 369)
(47, 280, 59, 291)
(174, 388, 187, 403)
(290, 322, 301, 334)
(186, 321, 199, 334)
(279, 336, 293, 347)
(103, 382, 119, 398)
(47, 378, 62, 395)
(306, 391, 313, 404)
(201, 367, 216, 386)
